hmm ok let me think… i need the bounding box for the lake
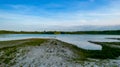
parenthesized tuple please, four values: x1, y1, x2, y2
(0, 34, 120, 50)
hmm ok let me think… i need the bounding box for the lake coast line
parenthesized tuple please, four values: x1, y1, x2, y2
(0, 38, 120, 67)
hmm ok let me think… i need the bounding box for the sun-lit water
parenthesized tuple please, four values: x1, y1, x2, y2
(0, 34, 120, 50)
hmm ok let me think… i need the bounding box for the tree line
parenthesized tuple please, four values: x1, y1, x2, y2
(0, 30, 120, 35)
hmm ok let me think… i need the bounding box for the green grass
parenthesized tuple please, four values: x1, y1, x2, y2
(87, 41, 120, 59)
(0, 38, 47, 48)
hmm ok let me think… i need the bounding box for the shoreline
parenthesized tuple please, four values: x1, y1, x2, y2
(0, 38, 120, 67)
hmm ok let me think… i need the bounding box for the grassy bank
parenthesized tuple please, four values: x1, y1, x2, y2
(87, 41, 120, 59)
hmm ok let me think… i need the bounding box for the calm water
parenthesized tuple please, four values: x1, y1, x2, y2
(0, 34, 120, 50)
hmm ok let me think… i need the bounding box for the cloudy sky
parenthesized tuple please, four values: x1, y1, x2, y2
(0, 0, 120, 31)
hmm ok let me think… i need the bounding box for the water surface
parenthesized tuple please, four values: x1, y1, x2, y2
(0, 34, 120, 50)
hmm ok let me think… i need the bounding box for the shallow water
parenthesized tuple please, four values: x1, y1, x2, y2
(0, 34, 120, 50)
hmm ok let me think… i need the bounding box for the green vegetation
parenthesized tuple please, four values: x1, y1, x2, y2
(0, 30, 120, 35)
(0, 38, 47, 49)
(86, 41, 120, 59)
(54, 31, 61, 34)
(107, 38, 120, 40)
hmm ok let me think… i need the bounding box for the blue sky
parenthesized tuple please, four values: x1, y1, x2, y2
(0, 0, 120, 31)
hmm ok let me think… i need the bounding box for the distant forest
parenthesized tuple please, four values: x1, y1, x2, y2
(0, 30, 120, 35)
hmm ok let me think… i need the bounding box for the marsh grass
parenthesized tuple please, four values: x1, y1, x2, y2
(87, 41, 120, 59)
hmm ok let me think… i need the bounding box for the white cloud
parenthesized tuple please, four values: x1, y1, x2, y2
(0, 0, 120, 31)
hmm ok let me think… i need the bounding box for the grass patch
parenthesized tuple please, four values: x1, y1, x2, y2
(87, 41, 120, 59)
(0, 38, 47, 48)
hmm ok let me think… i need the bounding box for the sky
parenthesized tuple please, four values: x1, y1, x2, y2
(0, 0, 120, 31)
